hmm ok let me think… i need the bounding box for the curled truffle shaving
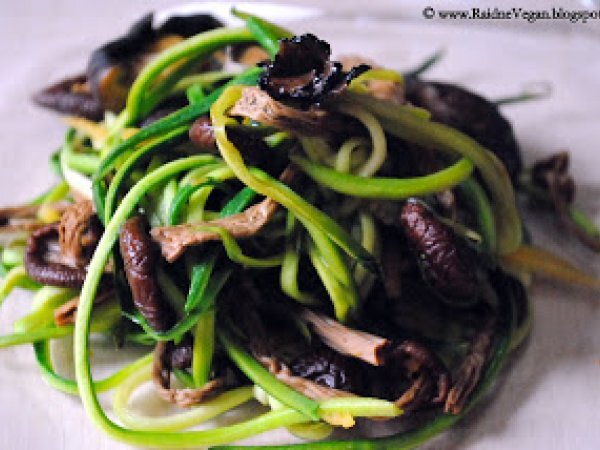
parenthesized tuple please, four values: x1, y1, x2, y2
(301, 310, 391, 366)
(119, 216, 175, 331)
(390, 340, 451, 410)
(32, 74, 104, 121)
(152, 341, 224, 407)
(259, 34, 370, 108)
(229, 87, 341, 138)
(24, 224, 89, 288)
(259, 355, 355, 401)
(58, 200, 102, 268)
(530, 152, 600, 251)
(152, 166, 298, 262)
(444, 317, 496, 414)
(399, 199, 479, 304)
(405, 79, 522, 181)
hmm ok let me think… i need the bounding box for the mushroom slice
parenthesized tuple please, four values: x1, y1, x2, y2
(120, 216, 175, 331)
(444, 317, 496, 414)
(152, 166, 298, 262)
(152, 194, 279, 263)
(389, 340, 451, 408)
(152, 341, 225, 407)
(24, 225, 89, 288)
(229, 87, 342, 138)
(405, 78, 522, 182)
(301, 310, 391, 366)
(58, 200, 102, 268)
(32, 74, 104, 121)
(530, 152, 600, 251)
(399, 199, 480, 305)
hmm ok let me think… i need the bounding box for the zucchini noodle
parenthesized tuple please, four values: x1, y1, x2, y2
(335, 104, 387, 177)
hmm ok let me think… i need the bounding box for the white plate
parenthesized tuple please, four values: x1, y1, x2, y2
(0, 2, 599, 449)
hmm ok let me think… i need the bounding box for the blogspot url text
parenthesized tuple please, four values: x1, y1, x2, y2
(422, 7, 600, 23)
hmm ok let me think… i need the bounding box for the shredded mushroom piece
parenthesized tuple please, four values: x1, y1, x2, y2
(152, 342, 225, 408)
(445, 317, 496, 414)
(152, 166, 298, 262)
(152, 196, 279, 262)
(229, 86, 341, 138)
(301, 310, 391, 366)
(58, 200, 101, 268)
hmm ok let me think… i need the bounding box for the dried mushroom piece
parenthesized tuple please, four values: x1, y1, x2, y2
(405, 78, 522, 182)
(24, 201, 104, 288)
(24, 224, 88, 288)
(290, 348, 364, 394)
(34, 13, 223, 118)
(58, 200, 102, 268)
(32, 75, 104, 121)
(528, 152, 600, 252)
(399, 199, 480, 305)
(120, 216, 175, 331)
(388, 340, 451, 411)
(301, 309, 391, 366)
(259, 34, 370, 108)
(444, 316, 497, 414)
(229, 87, 342, 138)
(152, 166, 298, 262)
(260, 355, 356, 401)
(152, 341, 225, 407)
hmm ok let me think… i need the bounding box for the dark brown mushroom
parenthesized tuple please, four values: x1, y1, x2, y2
(405, 78, 522, 182)
(290, 347, 364, 393)
(58, 200, 102, 268)
(24, 224, 89, 288)
(152, 341, 225, 407)
(24, 202, 105, 288)
(529, 152, 600, 251)
(399, 199, 480, 305)
(119, 216, 175, 331)
(32, 74, 104, 121)
(444, 316, 496, 414)
(34, 13, 223, 118)
(260, 355, 356, 401)
(390, 340, 450, 406)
